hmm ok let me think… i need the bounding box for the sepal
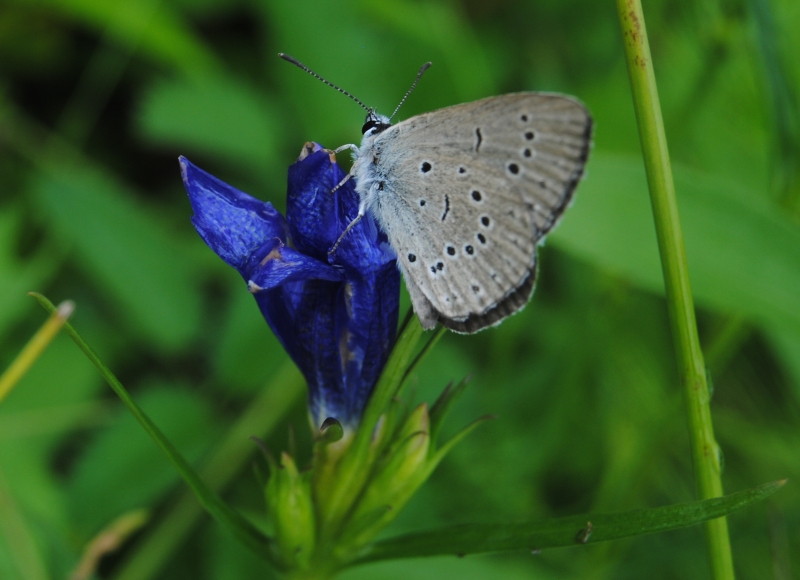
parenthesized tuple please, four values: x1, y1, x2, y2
(349, 404, 431, 531)
(265, 452, 315, 569)
(307, 375, 484, 568)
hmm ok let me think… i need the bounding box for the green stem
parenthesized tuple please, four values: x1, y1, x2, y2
(0, 299, 74, 405)
(30, 293, 280, 568)
(112, 361, 304, 580)
(616, 1, 734, 578)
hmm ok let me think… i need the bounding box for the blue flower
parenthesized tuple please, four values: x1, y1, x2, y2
(181, 143, 400, 429)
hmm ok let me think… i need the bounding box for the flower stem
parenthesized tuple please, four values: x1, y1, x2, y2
(0, 298, 74, 405)
(111, 361, 304, 580)
(616, 1, 734, 578)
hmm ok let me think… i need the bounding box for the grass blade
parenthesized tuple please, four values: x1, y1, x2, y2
(112, 361, 304, 580)
(30, 293, 280, 569)
(0, 299, 73, 405)
(356, 480, 785, 562)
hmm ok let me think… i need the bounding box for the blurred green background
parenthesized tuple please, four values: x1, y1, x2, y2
(1, 0, 800, 578)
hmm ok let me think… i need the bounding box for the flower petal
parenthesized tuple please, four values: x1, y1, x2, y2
(336, 266, 400, 424)
(183, 146, 401, 429)
(286, 144, 397, 272)
(181, 156, 288, 274)
(285, 144, 343, 260)
(285, 144, 401, 426)
(247, 239, 345, 291)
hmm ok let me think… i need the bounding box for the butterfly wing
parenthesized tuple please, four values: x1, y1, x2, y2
(368, 93, 592, 333)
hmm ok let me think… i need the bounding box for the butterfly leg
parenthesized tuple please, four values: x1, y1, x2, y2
(331, 172, 353, 194)
(333, 144, 358, 155)
(328, 200, 366, 256)
(330, 144, 359, 193)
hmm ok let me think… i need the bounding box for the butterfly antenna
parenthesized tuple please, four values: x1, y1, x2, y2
(389, 62, 432, 121)
(278, 53, 370, 112)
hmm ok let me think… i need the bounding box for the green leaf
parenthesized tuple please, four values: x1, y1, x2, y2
(0, 472, 49, 580)
(427, 375, 470, 448)
(67, 384, 217, 538)
(30, 294, 281, 569)
(355, 480, 785, 562)
(137, 74, 283, 178)
(19, 0, 220, 79)
(338, 556, 541, 580)
(313, 313, 427, 532)
(401, 326, 446, 392)
(111, 361, 304, 580)
(767, 323, 800, 394)
(0, 297, 112, 552)
(359, 312, 427, 445)
(749, 0, 800, 210)
(212, 284, 287, 396)
(358, 0, 497, 102)
(0, 207, 59, 335)
(31, 163, 203, 352)
(551, 153, 800, 333)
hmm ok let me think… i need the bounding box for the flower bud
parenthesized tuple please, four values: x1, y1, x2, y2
(265, 452, 315, 568)
(346, 404, 431, 543)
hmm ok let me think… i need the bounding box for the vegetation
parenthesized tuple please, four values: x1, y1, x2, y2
(1, 0, 799, 578)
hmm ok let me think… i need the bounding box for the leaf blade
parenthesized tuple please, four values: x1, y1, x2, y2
(30, 294, 281, 570)
(552, 154, 800, 333)
(356, 480, 785, 562)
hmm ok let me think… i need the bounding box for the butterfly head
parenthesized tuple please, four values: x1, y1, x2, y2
(361, 110, 392, 138)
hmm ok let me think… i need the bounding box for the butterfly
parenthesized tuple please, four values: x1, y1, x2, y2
(281, 54, 592, 334)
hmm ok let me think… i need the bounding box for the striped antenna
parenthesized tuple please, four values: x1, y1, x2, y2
(278, 53, 370, 112)
(389, 62, 432, 121)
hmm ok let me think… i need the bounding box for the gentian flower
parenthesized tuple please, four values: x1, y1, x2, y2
(180, 143, 400, 430)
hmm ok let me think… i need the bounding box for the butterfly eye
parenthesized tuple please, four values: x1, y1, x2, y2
(362, 115, 391, 136)
(361, 120, 378, 135)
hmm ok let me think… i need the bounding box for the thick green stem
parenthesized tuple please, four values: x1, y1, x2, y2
(616, 1, 734, 578)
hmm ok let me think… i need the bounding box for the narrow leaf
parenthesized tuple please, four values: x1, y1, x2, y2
(315, 312, 426, 530)
(112, 362, 304, 580)
(355, 480, 785, 562)
(428, 374, 471, 447)
(0, 299, 73, 405)
(401, 325, 446, 391)
(358, 313, 426, 448)
(137, 74, 282, 178)
(30, 294, 280, 569)
(25, 0, 221, 79)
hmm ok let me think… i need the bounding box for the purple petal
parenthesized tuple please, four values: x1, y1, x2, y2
(181, 156, 288, 274)
(183, 146, 401, 429)
(247, 240, 345, 291)
(286, 144, 397, 272)
(283, 144, 401, 425)
(285, 144, 343, 259)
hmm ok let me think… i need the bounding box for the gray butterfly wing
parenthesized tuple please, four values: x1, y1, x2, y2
(369, 93, 592, 333)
